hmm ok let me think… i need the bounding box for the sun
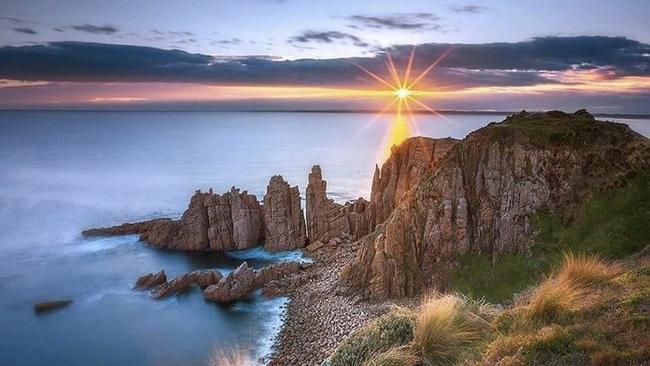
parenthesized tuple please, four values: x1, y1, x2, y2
(355, 47, 453, 161)
(395, 87, 411, 99)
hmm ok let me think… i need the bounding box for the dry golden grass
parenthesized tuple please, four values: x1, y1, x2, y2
(361, 346, 420, 366)
(556, 252, 622, 286)
(413, 294, 488, 366)
(524, 252, 621, 320)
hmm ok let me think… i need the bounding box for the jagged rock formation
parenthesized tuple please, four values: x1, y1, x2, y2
(152, 270, 222, 299)
(203, 261, 305, 303)
(306, 165, 351, 243)
(134, 270, 167, 290)
(343, 110, 650, 299)
(263, 176, 307, 251)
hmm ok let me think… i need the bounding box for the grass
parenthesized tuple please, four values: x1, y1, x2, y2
(450, 172, 649, 303)
(325, 307, 416, 366)
(327, 253, 650, 366)
(413, 294, 489, 366)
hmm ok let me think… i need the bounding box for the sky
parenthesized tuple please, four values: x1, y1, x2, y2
(1, 0, 649, 112)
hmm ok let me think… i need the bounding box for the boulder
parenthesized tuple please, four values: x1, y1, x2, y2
(204, 262, 257, 303)
(134, 270, 167, 290)
(263, 176, 307, 251)
(152, 269, 223, 299)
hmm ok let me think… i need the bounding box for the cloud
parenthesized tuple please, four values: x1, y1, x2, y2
(289, 31, 368, 47)
(212, 38, 243, 45)
(1, 17, 24, 24)
(347, 13, 441, 31)
(450, 5, 488, 14)
(13, 27, 38, 35)
(71, 24, 118, 34)
(0, 37, 647, 90)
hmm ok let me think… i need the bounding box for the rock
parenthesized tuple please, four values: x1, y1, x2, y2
(134, 270, 167, 290)
(344, 111, 650, 299)
(263, 176, 307, 251)
(34, 299, 73, 314)
(306, 240, 326, 252)
(152, 269, 223, 299)
(191, 270, 223, 289)
(306, 165, 351, 243)
(204, 262, 257, 303)
(82, 218, 173, 237)
(254, 262, 302, 287)
(368, 136, 458, 227)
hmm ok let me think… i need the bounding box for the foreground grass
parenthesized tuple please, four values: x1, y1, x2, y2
(450, 173, 649, 303)
(325, 253, 650, 366)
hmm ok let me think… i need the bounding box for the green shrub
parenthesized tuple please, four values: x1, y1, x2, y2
(326, 307, 416, 366)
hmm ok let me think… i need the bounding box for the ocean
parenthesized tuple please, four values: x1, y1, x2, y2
(0, 111, 648, 365)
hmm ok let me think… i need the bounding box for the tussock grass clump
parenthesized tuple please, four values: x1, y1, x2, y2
(525, 275, 588, 320)
(557, 252, 622, 286)
(413, 294, 489, 366)
(525, 252, 620, 320)
(327, 307, 416, 366)
(361, 347, 419, 366)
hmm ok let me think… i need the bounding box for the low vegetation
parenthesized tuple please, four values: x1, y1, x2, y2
(324, 252, 650, 366)
(450, 172, 649, 302)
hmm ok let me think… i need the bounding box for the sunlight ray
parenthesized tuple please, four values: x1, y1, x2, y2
(355, 64, 398, 91)
(407, 47, 453, 89)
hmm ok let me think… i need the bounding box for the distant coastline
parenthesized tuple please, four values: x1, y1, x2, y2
(1, 108, 650, 119)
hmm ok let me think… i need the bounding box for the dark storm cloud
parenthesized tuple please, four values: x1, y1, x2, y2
(12, 27, 38, 35)
(450, 5, 488, 14)
(387, 36, 650, 76)
(0, 36, 648, 88)
(71, 24, 119, 34)
(289, 31, 368, 47)
(347, 13, 441, 31)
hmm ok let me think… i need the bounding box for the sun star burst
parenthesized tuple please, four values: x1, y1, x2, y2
(355, 47, 452, 161)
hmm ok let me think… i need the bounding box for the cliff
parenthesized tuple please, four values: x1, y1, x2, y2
(342, 110, 650, 299)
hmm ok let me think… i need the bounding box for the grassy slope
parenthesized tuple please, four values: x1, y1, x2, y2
(450, 172, 650, 303)
(325, 253, 650, 366)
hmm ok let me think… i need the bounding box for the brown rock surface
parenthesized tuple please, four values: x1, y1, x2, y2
(151, 269, 223, 299)
(306, 165, 351, 243)
(134, 270, 167, 290)
(263, 176, 307, 251)
(344, 111, 650, 299)
(203, 262, 257, 303)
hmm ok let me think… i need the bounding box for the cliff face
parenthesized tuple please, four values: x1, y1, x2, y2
(369, 137, 459, 227)
(343, 110, 650, 299)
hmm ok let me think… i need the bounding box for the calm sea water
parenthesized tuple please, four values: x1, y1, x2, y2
(0, 111, 647, 366)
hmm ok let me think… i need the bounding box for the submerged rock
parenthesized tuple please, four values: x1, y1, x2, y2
(34, 299, 73, 314)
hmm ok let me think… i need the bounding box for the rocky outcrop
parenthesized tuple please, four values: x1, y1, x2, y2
(34, 299, 73, 314)
(134, 270, 167, 290)
(368, 137, 459, 227)
(203, 261, 306, 303)
(306, 166, 351, 243)
(152, 270, 222, 299)
(84, 188, 264, 251)
(263, 176, 307, 251)
(343, 110, 650, 299)
(204, 262, 257, 303)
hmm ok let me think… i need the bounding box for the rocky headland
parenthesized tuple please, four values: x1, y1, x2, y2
(82, 110, 650, 365)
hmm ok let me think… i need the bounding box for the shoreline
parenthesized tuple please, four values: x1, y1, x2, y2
(266, 237, 416, 365)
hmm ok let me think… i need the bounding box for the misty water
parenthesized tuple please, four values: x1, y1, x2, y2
(0, 111, 648, 366)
